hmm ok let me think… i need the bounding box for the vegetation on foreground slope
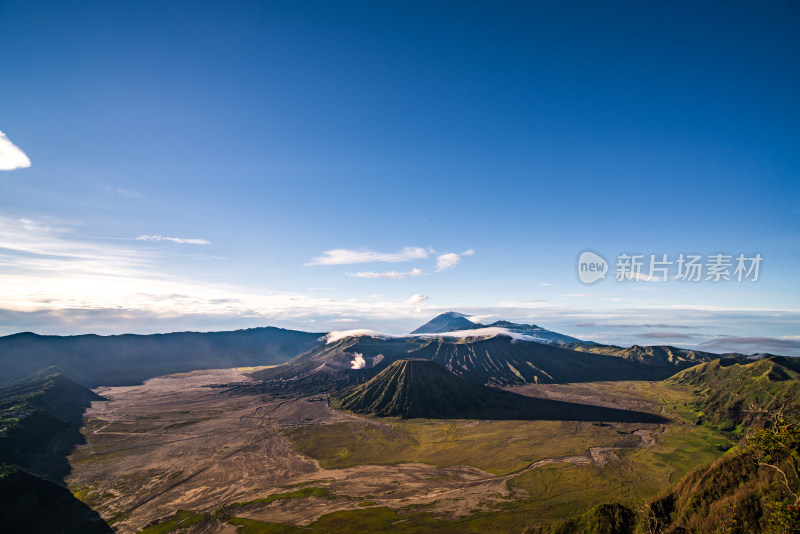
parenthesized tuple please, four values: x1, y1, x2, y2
(542, 357, 800, 533)
(668, 356, 800, 428)
(0, 368, 112, 532)
(0, 366, 101, 481)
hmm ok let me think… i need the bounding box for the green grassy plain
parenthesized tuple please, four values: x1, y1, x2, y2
(284, 418, 630, 475)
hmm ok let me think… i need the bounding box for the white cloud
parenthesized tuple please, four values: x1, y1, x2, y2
(0, 130, 31, 171)
(497, 299, 549, 307)
(306, 247, 429, 266)
(465, 314, 495, 324)
(413, 326, 542, 342)
(436, 249, 474, 272)
(405, 294, 429, 314)
(405, 294, 429, 306)
(436, 253, 459, 271)
(347, 268, 423, 279)
(326, 329, 389, 343)
(324, 325, 547, 345)
(326, 327, 544, 346)
(136, 235, 211, 245)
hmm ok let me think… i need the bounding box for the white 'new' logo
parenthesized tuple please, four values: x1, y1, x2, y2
(577, 251, 608, 284)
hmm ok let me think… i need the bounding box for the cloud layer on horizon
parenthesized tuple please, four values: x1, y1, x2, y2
(1, 216, 797, 357)
(1, 298, 798, 358)
(698, 336, 800, 356)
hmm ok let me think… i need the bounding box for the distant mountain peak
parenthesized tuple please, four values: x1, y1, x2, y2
(409, 312, 477, 334)
(410, 312, 584, 345)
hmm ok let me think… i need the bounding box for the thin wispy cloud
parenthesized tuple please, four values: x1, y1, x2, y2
(572, 322, 702, 329)
(104, 187, 140, 198)
(348, 268, 423, 279)
(639, 332, 700, 340)
(306, 247, 429, 266)
(405, 294, 428, 306)
(0, 216, 147, 274)
(405, 294, 429, 313)
(0, 215, 442, 331)
(497, 299, 549, 307)
(0, 130, 31, 171)
(136, 235, 211, 245)
(436, 249, 474, 272)
(620, 272, 664, 283)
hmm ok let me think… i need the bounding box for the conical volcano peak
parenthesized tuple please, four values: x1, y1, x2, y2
(329, 358, 503, 418)
(409, 312, 478, 334)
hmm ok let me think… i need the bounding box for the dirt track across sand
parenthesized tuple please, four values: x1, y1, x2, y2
(68, 369, 667, 532)
(68, 369, 518, 532)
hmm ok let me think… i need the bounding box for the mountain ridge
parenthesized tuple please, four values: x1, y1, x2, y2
(0, 327, 324, 387)
(668, 356, 800, 427)
(330, 358, 667, 422)
(245, 331, 741, 395)
(562, 342, 738, 369)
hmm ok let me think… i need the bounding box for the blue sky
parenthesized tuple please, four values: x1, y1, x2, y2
(1, 1, 798, 354)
